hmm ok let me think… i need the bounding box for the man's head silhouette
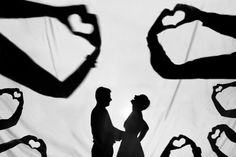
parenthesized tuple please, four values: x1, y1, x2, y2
(95, 87, 112, 107)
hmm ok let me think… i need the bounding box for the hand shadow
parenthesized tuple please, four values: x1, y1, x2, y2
(147, 5, 236, 79)
(0, 4, 101, 98)
(161, 134, 202, 157)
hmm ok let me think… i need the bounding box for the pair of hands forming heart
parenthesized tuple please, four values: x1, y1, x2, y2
(212, 82, 231, 95)
(208, 124, 229, 146)
(0, 88, 23, 102)
(213, 85, 223, 94)
(167, 134, 197, 150)
(55, 5, 101, 47)
(149, 4, 202, 35)
(21, 135, 46, 154)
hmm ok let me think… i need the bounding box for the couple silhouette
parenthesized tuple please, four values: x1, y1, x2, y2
(91, 87, 150, 157)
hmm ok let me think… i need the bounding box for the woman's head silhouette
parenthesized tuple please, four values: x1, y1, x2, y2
(131, 94, 150, 111)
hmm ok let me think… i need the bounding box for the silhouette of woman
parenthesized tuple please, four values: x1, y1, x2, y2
(117, 94, 150, 157)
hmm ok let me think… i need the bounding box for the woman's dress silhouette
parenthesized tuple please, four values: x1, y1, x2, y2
(117, 95, 149, 157)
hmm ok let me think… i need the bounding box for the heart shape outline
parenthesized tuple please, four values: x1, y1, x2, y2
(68, 14, 93, 34)
(172, 136, 186, 148)
(29, 139, 41, 149)
(162, 10, 185, 27)
(211, 129, 221, 139)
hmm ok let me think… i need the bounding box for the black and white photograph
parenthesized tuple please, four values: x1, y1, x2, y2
(1, 0, 236, 156)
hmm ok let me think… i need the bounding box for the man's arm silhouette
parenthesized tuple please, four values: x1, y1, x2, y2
(113, 127, 124, 142)
(147, 7, 236, 79)
(0, 88, 24, 130)
(211, 85, 236, 118)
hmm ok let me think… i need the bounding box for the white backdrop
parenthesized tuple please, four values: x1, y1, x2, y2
(1, 0, 236, 156)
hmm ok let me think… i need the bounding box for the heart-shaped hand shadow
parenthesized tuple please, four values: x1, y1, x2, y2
(211, 129, 221, 139)
(173, 138, 186, 148)
(215, 86, 223, 92)
(162, 11, 185, 27)
(29, 139, 41, 149)
(69, 14, 93, 34)
(13, 91, 21, 98)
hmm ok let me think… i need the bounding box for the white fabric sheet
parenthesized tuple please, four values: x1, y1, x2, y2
(1, 0, 236, 156)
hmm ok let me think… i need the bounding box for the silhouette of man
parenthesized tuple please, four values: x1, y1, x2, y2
(147, 4, 236, 79)
(91, 87, 123, 157)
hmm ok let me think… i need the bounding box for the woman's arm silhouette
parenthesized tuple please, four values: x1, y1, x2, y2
(147, 6, 236, 79)
(138, 122, 149, 142)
